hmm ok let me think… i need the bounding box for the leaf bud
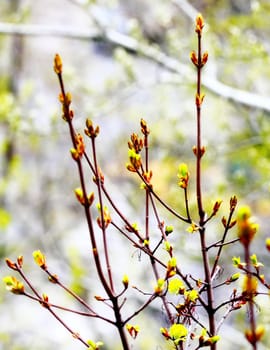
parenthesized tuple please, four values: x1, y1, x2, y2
(96, 205, 111, 229)
(128, 149, 141, 170)
(87, 339, 104, 350)
(142, 170, 153, 185)
(70, 148, 79, 161)
(201, 335, 221, 346)
(221, 216, 227, 228)
(190, 50, 198, 66)
(195, 13, 204, 34)
(88, 192, 95, 206)
(33, 250, 47, 269)
(195, 93, 205, 107)
(41, 293, 50, 308)
(74, 187, 85, 205)
(17, 255, 23, 268)
(229, 219, 237, 229)
(245, 325, 265, 345)
(126, 163, 137, 172)
(226, 273, 240, 284)
(177, 163, 189, 189)
(164, 241, 173, 256)
(65, 92, 72, 105)
(186, 222, 199, 233)
(69, 110, 74, 120)
(212, 200, 222, 215)
(3, 276, 25, 294)
(230, 195, 238, 211)
(74, 133, 85, 158)
(165, 225, 174, 235)
(160, 327, 170, 340)
(140, 118, 150, 135)
(265, 237, 270, 252)
(85, 119, 99, 138)
(126, 324, 140, 339)
(250, 254, 263, 268)
(54, 53, 62, 74)
(192, 145, 205, 158)
(5, 258, 18, 271)
(122, 274, 129, 289)
(48, 274, 59, 283)
(166, 257, 177, 278)
(154, 278, 165, 294)
(232, 256, 246, 269)
(201, 51, 209, 66)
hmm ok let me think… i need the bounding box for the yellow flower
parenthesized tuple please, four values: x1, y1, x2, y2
(169, 324, 188, 344)
(168, 278, 185, 295)
(185, 289, 199, 303)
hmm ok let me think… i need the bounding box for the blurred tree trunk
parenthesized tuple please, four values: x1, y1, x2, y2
(3, 0, 24, 176)
(8, 0, 24, 95)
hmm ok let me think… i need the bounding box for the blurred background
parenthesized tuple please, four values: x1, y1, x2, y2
(0, 0, 270, 349)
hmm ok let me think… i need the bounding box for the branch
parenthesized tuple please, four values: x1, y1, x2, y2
(0, 22, 100, 40)
(171, 0, 198, 21)
(1, 21, 270, 113)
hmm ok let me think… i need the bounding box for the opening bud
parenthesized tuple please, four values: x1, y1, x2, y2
(177, 163, 189, 189)
(245, 325, 265, 345)
(33, 250, 47, 269)
(155, 278, 165, 294)
(195, 13, 204, 34)
(3, 276, 24, 294)
(87, 339, 104, 350)
(126, 324, 140, 339)
(74, 188, 85, 205)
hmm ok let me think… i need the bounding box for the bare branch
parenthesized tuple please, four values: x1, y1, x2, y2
(0, 22, 100, 40)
